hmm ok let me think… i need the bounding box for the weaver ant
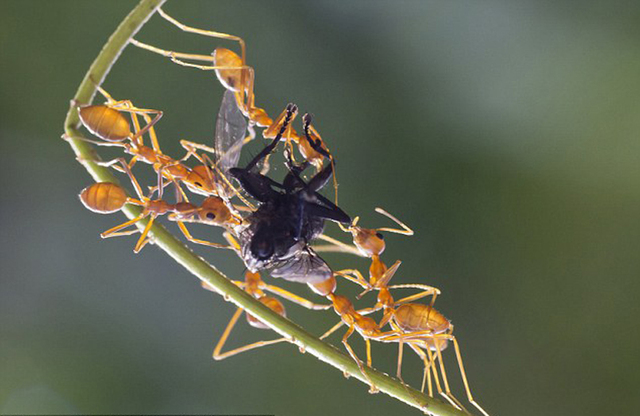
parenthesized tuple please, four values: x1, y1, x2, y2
(79, 159, 239, 253)
(323, 261, 488, 416)
(130, 7, 339, 199)
(201, 265, 330, 360)
(71, 87, 220, 202)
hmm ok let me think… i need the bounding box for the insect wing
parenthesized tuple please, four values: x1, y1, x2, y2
(270, 248, 332, 284)
(215, 89, 248, 174)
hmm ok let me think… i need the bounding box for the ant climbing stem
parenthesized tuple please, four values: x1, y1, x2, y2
(78, 85, 164, 150)
(202, 233, 331, 360)
(70, 87, 221, 202)
(131, 8, 338, 187)
(130, 7, 271, 127)
(78, 159, 239, 253)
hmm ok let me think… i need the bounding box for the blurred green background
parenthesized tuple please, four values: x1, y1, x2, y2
(1, 1, 639, 415)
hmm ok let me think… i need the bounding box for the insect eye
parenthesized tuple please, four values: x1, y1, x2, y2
(376, 232, 384, 240)
(206, 212, 216, 220)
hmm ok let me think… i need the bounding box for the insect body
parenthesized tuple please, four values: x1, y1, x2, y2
(228, 104, 350, 283)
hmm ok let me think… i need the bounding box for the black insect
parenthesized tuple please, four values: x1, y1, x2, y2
(228, 104, 350, 284)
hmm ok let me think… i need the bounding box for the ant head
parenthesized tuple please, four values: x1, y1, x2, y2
(198, 196, 233, 225)
(353, 227, 386, 257)
(185, 165, 216, 195)
(248, 106, 272, 128)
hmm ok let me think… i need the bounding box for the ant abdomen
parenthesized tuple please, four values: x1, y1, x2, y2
(79, 182, 127, 214)
(79, 105, 130, 142)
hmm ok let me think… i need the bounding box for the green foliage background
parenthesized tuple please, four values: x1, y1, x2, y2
(1, 1, 639, 415)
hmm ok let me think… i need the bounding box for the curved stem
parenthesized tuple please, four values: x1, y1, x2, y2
(62, 1, 467, 415)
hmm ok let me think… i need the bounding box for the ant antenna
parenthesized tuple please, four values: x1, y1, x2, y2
(374, 207, 414, 236)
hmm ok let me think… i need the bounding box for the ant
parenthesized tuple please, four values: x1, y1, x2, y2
(79, 159, 239, 253)
(130, 7, 339, 200)
(227, 103, 351, 284)
(202, 264, 330, 360)
(71, 86, 220, 202)
(130, 7, 271, 128)
(323, 260, 489, 416)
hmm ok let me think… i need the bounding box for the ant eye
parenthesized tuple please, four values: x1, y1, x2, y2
(376, 232, 384, 240)
(206, 212, 216, 220)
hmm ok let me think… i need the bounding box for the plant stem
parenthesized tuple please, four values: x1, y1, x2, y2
(62, 1, 467, 415)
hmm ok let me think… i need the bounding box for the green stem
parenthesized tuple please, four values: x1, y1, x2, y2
(62, 1, 467, 415)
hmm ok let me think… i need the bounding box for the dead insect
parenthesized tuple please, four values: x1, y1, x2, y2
(229, 104, 350, 284)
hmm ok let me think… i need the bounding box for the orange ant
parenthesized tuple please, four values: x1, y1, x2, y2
(71, 86, 220, 202)
(313, 207, 416, 275)
(316, 208, 487, 414)
(324, 260, 488, 416)
(130, 8, 339, 200)
(130, 8, 271, 128)
(198, 232, 331, 359)
(201, 269, 330, 360)
(79, 160, 240, 253)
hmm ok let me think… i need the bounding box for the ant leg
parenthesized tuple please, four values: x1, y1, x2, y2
(312, 234, 365, 257)
(407, 343, 434, 396)
(212, 307, 288, 360)
(156, 8, 247, 61)
(354, 306, 383, 316)
(259, 284, 331, 310)
(62, 133, 127, 148)
(389, 284, 441, 307)
(101, 228, 140, 238)
(93, 156, 139, 180)
(423, 335, 467, 413)
(101, 213, 146, 239)
(365, 338, 377, 391)
(133, 213, 158, 253)
(176, 222, 233, 249)
(133, 110, 163, 153)
(374, 207, 414, 236)
(214, 337, 288, 360)
(335, 269, 370, 289)
(419, 340, 466, 411)
(113, 158, 145, 200)
(450, 336, 491, 416)
(396, 339, 406, 383)
(341, 326, 378, 394)
(319, 320, 344, 340)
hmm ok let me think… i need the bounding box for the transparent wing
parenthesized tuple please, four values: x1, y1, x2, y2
(215, 89, 248, 174)
(270, 248, 332, 284)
